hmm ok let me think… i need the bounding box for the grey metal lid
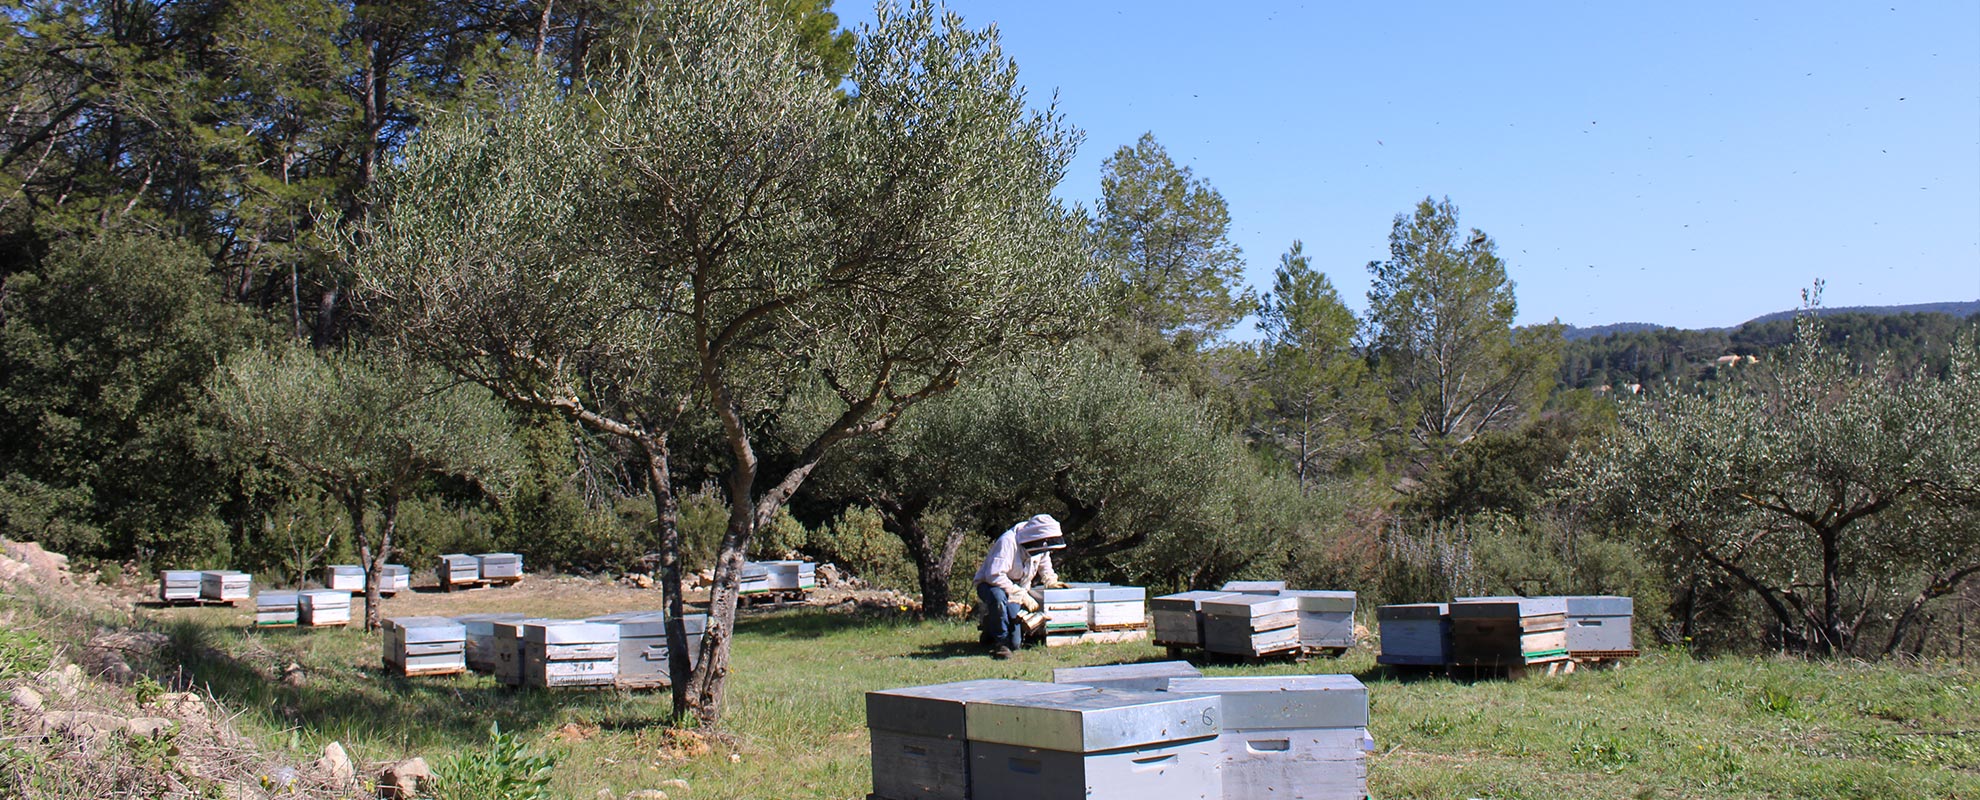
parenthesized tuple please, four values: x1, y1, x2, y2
(1280, 590, 1356, 613)
(1563, 595, 1633, 616)
(1451, 596, 1567, 618)
(964, 688, 1221, 752)
(1149, 591, 1237, 612)
(1089, 586, 1147, 603)
(1219, 580, 1286, 593)
(1164, 675, 1369, 730)
(1035, 587, 1092, 603)
(1200, 594, 1300, 617)
(521, 621, 618, 644)
(865, 679, 1085, 739)
(1052, 661, 1201, 686)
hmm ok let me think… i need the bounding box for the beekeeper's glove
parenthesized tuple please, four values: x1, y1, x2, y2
(1017, 591, 1041, 612)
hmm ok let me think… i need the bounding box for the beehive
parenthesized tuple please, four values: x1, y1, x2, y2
(1086, 586, 1147, 629)
(378, 564, 411, 596)
(158, 570, 201, 603)
(1278, 590, 1357, 649)
(1165, 675, 1373, 800)
(1448, 597, 1569, 668)
(1200, 594, 1301, 657)
(297, 589, 351, 627)
(1376, 603, 1450, 666)
(739, 562, 771, 594)
(1150, 591, 1236, 647)
(965, 688, 1223, 800)
(199, 570, 251, 603)
(521, 621, 618, 688)
(1563, 595, 1635, 654)
(253, 591, 299, 627)
(864, 679, 1087, 800)
(325, 565, 365, 593)
(457, 613, 527, 673)
(492, 618, 567, 686)
(763, 560, 815, 591)
(382, 616, 467, 676)
(437, 554, 480, 590)
(476, 553, 523, 583)
(590, 612, 707, 689)
(1030, 586, 1092, 634)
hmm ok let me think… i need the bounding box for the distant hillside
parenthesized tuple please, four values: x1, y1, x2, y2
(1740, 300, 1980, 328)
(1561, 322, 1666, 341)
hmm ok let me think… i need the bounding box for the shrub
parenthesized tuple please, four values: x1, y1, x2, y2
(425, 722, 555, 800)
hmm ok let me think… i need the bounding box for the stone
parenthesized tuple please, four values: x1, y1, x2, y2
(312, 742, 357, 786)
(659, 778, 690, 793)
(624, 791, 669, 800)
(43, 711, 127, 740)
(127, 716, 174, 737)
(815, 564, 841, 586)
(8, 685, 44, 712)
(594, 790, 617, 800)
(38, 664, 84, 699)
(377, 757, 432, 799)
(281, 662, 307, 687)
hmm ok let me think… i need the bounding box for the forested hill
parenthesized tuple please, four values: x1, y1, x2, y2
(1559, 307, 1980, 392)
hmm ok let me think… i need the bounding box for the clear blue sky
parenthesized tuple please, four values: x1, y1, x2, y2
(840, 1, 1980, 330)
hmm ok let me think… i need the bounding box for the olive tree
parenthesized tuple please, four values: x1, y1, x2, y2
(1565, 314, 1980, 655)
(354, 0, 1084, 724)
(208, 346, 520, 631)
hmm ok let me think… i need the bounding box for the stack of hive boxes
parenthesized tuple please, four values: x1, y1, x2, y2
(200, 570, 252, 603)
(1033, 586, 1092, 641)
(297, 589, 351, 627)
(1200, 593, 1302, 658)
(1376, 603, 1450, 667)
(382, 616, 467, 677)
(588, 612, 708, 689)
(1448, 597, 1569, 670)
(477, 553, 524, 585)
(492, 618, 562, 686)
(254, 591, 299, 627)
(865, 680, 1087, 800)
(738, 562, 771, 595)
(1164, 675, 1373, 800)
(158, 570, 201, 604)
(1051, 661, 1200, 692)
(378, 564, 411, 596)
(437, 554, 480, 590)
(1150, 591, 1235, 649)
(964, 688, 1223, 800)
(521, 620, 618, 689)
(457, 613, 526, 673)
(1562, 595, 1636, 658)
(325, 565, 365, 593)
(1279, 590, 1358, 652)
(1086, 586, 1147, 630)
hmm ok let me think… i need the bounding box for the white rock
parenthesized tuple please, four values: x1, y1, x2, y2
(8, 685, 45, 712)
(312, 741, 357, 786)
(126, 717, 174, 737)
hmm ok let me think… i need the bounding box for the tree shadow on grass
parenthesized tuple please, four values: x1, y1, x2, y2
(131, 615, 650, 754)
(735, 608, 927, 640)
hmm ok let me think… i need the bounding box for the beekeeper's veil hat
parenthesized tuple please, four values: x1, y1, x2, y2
(1014, 514, 1066, 552)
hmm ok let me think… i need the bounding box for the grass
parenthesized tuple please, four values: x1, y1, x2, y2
(122, 595, 1980, 800)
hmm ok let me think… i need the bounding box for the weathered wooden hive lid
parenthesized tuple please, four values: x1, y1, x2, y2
(1035, 587, 1092, 603)
(297, 589, 350, 607)
(255, 591, 299, 606)
(1279, 589, 1357, 613)
(1164, 674, 1369, 730)
(379, 564, 410, 576)
(492, 617, 569, 637)
(1377, 602, 1448, 621)
(474, 552, 521, 564)
(865, 679, 1085, 739)
(1451, 596, 1567, 618)
(521, 621, 618, 645)
(1149, 591, 1237, 611)
(739, 563, 770, 579)
(161, 570, 202, 581)
(439, 553, 477, 566)
(327, 565, 364, 576)
(383, 617, 466, 642)
(964, 688, 1222, 752)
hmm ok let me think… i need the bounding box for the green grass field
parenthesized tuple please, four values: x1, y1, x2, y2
(134, 600, 1977, 800)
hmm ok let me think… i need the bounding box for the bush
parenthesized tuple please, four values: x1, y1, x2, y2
(810, 506, 914, 592)
(425, 722, 555, 800)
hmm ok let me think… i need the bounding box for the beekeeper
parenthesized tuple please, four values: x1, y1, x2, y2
(974, 513, 1068, 659)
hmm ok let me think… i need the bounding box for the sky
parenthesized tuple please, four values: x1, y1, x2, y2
(837, 1, 1980, 331)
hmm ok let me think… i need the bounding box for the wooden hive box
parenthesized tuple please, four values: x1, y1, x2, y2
(965, 688, 1223, 800)
(1200, 594, 1301, 657)
(382, 616, 467, 676)
(592, 613, 707, 689)
(739, 562, 771, 594)
(253, 591, 299, 627)
(456, 613, 527, 673)
(1149, 591, 1236, 648)
(159, 570, 202, 603)
(1165, 675, 1373, 800)
(1279, 590, 1358, 649)
(325, 565, 365, 593)
(1030, 587, 1092, 634)
(1376, 603, 1450, 666)
(865, 679, 1087, 800)
(199, 570, 252, 602)
(377, 564, 411, 596)
(297, 589, 351, 627)
(476, 553, 523, 583)
(1449, 597, 1569, 667)
(491, 618, 569, 686)
(521, 621, 618, 689)
(1563, 595, 1635, 654)
(437, 554, 480, 590)
(1086, 586, 1147, 630)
